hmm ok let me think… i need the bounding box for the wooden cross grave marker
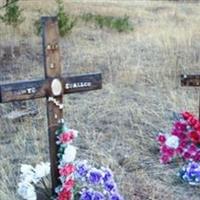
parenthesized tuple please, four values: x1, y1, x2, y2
(0, 17, 102, 195)
(181, 74, 200, 120)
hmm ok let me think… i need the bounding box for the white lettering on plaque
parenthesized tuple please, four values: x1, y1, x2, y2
(27, 88, 36, 94)
(15, 87, 36, 95)
(65, 82, 92, 90)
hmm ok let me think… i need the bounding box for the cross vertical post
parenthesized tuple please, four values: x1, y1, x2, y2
(42, 17, 62, 192)
(181, 74, 200, 120)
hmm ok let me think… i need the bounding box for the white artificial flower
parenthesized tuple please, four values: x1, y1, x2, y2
(17, 182, 37, 200)
(20, 164, 35, 184)
(22, 173, 36, 184)
(62, 145, 77, 163)
(21, 165, 34, 176)
(166, 135, 179, 149)
(34, 162, 50, 181)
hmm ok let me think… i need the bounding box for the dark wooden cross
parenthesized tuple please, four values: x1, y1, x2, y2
(181, 74, 200, 120)
(0, 17, 102, 194)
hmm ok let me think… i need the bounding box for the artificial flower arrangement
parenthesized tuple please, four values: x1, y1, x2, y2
(156, 111, 200, 186)
(18, 122, 123, 200)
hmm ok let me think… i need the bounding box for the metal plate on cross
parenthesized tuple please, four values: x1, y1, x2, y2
(181, 74, 200, 87)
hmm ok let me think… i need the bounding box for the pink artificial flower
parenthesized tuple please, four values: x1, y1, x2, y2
(171, 129, 187, 140)
(174, 121, 187, 131)
(157, 134, 166, 144)
(179, 140, 188, 149)
(160, 154, 171, 164)
(160, 145, 175, 157)
(63, 178, 75, 191)
(59, 164, 75, 177)
(183, 151, 192, 160)
(193, 151, 200, 161)
(59, 130, 77, 144)
(187, 144, 198, 155)
(175, 147, 184, 154)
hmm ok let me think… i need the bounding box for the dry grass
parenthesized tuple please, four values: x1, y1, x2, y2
(1, 0, 200, 199)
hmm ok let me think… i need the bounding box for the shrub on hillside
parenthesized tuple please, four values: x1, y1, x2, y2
(35, 0, 76, 37)
(81, 13, 133, 32)
(0, 0, 24, 27)
(56, 0, 76, 37)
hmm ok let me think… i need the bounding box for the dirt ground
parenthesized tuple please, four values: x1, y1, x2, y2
(0, 0, 200, 199)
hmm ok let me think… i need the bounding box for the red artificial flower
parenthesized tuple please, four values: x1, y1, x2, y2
(188, 131, 200, 144)
(189, 117, 198, 127)
(182, 112, 192, 120)
(57, 190, 72, 200)
(63, 178, 75, 191)
(193, 121, 200, 130)
(59, 164, 75, 176)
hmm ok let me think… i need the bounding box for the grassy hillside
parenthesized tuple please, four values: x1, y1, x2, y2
(1, 0, 200, 199)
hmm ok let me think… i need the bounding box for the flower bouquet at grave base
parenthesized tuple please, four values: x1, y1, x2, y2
(17, 121, 123, 200)
(156, 111, 200, 164)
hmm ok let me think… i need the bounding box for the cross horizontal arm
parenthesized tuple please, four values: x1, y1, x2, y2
(63, 72, 102, 94)
(181, 74, 200, 87)
(0, 73, 102, 103)
(0, 79, 46, 103)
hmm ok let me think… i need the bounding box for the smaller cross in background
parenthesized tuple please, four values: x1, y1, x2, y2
(181, 74, 200, 120)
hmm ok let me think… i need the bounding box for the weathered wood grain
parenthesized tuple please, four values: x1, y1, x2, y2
(42, 16, 62, 193)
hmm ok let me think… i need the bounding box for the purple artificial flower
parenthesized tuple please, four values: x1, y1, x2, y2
(187, 162, 200, 178)
(80, 189, 94, 200)
(109, 193, 123, 200)
(179, 161, 200, 185)
(88, 169, 102, 185)
(104, 180, 116, 192)
(93, 191, 104, 200)
(77, 163, 89, 177)
(103, 168, 113, 183)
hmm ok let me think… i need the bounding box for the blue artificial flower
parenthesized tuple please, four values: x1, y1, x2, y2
(109, 193, 123, 200)
(80, 189, 94, 200)
(93, 191, 104, 200)
(88, 169, 102, 185)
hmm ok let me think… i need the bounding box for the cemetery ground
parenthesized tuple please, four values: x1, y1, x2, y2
(0, 0, 200, 200)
